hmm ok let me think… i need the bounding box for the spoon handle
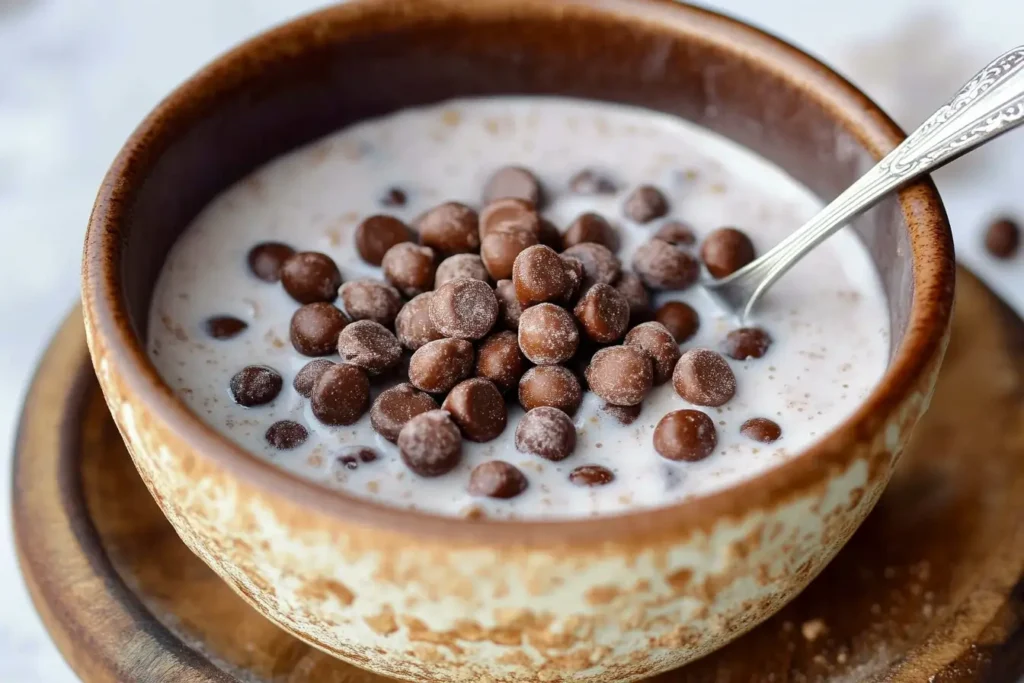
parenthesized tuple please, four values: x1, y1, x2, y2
(718, 46, 1024, 320)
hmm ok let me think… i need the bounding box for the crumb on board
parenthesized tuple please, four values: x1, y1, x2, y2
(802, 618, 827, 642)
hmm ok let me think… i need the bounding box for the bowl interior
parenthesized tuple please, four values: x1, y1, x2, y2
(87, 0, 952, 540)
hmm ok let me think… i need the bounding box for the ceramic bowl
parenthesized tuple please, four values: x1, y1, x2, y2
(81, 1, 955, 680)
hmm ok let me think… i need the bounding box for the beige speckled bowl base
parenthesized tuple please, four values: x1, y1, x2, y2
(13, 269, 1024, 682)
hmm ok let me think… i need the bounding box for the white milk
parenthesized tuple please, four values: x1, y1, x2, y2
(147, 97, 889, 520)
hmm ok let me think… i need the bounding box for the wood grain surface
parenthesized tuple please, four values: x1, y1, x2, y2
(13, 269, 1024, 682)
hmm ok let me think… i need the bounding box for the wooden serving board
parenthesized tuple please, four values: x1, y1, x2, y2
(12, 269, 1024, 682)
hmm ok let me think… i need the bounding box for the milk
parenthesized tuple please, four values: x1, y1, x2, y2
(147, 97, 889, 520)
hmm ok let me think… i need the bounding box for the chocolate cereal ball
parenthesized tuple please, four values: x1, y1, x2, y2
(281, 251, 342, 304)
(623, 184, 669, 223)
(655, 301, 700, 343)
(409, 338, 475, 393)
(479, 197, 540, 240)
(468, 461, 528, 499)
(625, 321, 681, 385)
(673, 348, 736, 407)
(380, 187, 406, 207)
(311, 363, 370, 426)
(562, 212, 618, 251)
(430, 277, 499, 340)
(654, 409, 717, 461)
(395, 293, 444, 351)
(355, 214, 413, 265)
(515, 406, 577, 461)
(585, 346, 653, 407)
(483, 166, 543, 206)
(518, 365, 582, 415)
(230, 365, 282, 407)
(985, 217, 1020, 259)
(632, 238, 700, 290)
(293, 359, 334, 398)
(338, 279, 403, 328)
(655, 220, 697, 247)
(417, 201, 480, 255)
(740, 417, 782, 443)
(518, 303, 579, 365)
(204, 315, 248, 340)
(435, 253, 490, 289)
(569, 168, 617, 195)
(336, 447, 379, 469)
(512, 244, 570, 306)
(537, 218, 563, 251)
(265, 421, 308, 450)
(289, 302, 348, 357)
(248, 242, 295, 283)
(561, 242, 620, 288)
(701, 227, 755, 278)
(398, 410, 462, 477)
(475, 331, 527, 393)
(723, 328, 772, 360)
(382, 242, 436, 297)
(336, 320, 402, 375)
(614, 271, 652, 325)
(370, 383, 439, 442)
(569, 465, 615, 486)
(494, 279, 524, 330)
(559, 255, 585, 305)
(443, 378, 507, 442)
(573, 282, 629, 343)
(481, 224, 538, 280)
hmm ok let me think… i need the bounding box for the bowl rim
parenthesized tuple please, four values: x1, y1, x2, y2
(81, 0, 955, 546)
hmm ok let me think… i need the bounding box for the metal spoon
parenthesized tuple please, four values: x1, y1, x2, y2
(706, 46, 1024, 321)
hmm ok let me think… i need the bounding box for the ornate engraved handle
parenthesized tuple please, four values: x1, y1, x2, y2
(709, 46, 1024, 320)
(882, 46, 1024, 175)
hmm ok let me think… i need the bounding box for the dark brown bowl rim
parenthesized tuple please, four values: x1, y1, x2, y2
(82, 0, 955, 546)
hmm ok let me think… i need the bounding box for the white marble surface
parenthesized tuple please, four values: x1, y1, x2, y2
(1, 1, 1021, 680)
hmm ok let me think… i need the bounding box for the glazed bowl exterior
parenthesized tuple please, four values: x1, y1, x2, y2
(80, 1, 955, 681)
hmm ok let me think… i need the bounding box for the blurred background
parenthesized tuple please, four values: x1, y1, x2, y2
(1, 0, 1021, 680)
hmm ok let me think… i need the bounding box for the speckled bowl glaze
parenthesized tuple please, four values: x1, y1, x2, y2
(81, 1, 955, 681)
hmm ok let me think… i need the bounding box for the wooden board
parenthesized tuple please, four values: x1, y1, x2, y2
(12, 269, 1024, 682)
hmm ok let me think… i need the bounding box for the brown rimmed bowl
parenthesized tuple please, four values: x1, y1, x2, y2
(81, 1, 955, 680)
